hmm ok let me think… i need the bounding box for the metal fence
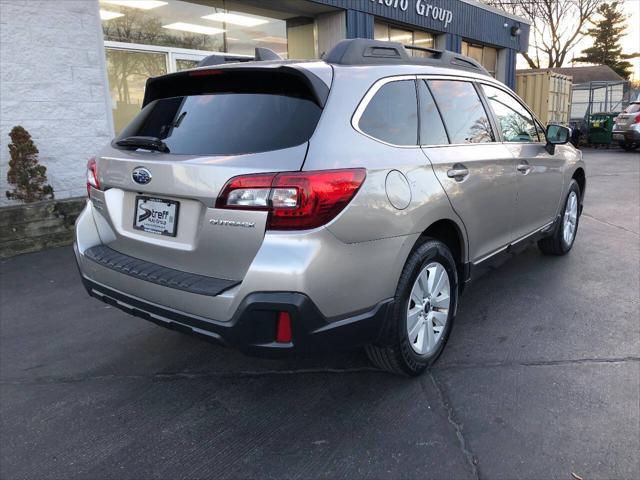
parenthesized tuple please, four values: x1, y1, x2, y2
(570, 81, 628, 127)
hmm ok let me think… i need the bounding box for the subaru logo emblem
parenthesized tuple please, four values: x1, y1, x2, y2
(132, 167, 152, 185)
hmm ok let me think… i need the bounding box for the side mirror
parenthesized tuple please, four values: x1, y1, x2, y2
(545, 124, 571, 154)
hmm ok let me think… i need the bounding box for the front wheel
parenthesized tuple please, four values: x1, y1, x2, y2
(538, 179, 581, 255)
(365, 239, 458, 376)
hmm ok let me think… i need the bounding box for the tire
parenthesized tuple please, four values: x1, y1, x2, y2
(620, 142, 638, 151)
(365, 239, 458, 376)
(538, 179, 581, 255)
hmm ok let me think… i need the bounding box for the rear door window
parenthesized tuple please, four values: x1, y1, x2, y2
(418, 80, 449, 145)
(428, 80, 494, 144)
(358, 80, 418, 145)
(481, 84, 540, 142)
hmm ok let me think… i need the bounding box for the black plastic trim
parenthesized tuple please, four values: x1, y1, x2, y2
(143, 65, 330, 109)
(79, 273, 392, 357)
(84, 245, 238, 297)
(325, 39, 489, 75)
(467, 221, 557, 282)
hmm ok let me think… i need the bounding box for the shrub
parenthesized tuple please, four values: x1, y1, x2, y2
(5, 126, 54, 203)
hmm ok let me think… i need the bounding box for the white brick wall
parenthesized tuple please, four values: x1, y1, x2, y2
(0, 0, 113, 205)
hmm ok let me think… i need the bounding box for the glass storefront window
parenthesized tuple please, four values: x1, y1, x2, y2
(388, 26, 413, 45)
(175, 58, 200, 71)
(100, 0, 297, 133)
(100, 0, 288, 56)
(461, 41, 498, 77)
(374, 21, 434, 55)
(106, 48, 167, 134)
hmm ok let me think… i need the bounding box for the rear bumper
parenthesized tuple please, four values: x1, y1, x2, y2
(78, 269, 392, 356)
(613, 129, 640, 142)
(74, 198, 407, 355)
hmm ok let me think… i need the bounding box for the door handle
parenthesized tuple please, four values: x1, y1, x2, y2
(517, 161, 531, 175)
(447, 164, 469, 181)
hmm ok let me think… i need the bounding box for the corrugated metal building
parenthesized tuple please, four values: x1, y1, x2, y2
(519, 66, 628, 122)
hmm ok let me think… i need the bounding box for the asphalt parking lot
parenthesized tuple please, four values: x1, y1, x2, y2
(1, 148, 639, 480)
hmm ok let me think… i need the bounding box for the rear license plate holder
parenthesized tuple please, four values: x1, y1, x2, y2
(133, 196, 179, 237)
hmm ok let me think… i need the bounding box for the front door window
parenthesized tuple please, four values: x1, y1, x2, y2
(481, 84, 540, 142)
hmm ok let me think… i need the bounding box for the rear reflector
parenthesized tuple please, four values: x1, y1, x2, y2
(216, 169, 366, 230)
(276, 311, 292, 343)
(86, 157, 100, 196)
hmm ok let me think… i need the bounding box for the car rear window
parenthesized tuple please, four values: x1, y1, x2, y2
(116, 69, 326, 156)
(623, 103, 640, 113)
(116, 92, 321, 156)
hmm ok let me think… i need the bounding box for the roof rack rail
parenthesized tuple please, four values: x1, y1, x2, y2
(197, 47, 282, 67)
(324, 39, 489, 76)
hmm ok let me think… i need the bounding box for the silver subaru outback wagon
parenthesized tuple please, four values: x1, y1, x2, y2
(75, 39, 586, 376)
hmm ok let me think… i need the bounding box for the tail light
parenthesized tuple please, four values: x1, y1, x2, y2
(86, 157, 100, 196)
(633, 113, 640, 124)
(216, 169, 366, 230)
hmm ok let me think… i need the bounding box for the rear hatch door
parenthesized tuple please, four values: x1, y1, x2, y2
(92, 64, 330, 281)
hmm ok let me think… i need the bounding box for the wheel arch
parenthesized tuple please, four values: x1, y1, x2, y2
(415, 218, 468, 291)
(572, 167, 586, 202)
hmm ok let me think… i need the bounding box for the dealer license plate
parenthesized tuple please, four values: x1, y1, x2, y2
(133, 196, 179, 237)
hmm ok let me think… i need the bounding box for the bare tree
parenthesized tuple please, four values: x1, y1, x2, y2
(487, 0, 605, 68)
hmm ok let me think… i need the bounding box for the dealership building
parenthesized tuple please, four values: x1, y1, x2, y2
(0, 0, 530, 202)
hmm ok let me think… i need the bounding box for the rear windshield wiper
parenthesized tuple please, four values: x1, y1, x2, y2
(116, 136, 169, 153)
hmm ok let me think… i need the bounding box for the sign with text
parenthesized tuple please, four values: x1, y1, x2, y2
(370, 0, 454, 28)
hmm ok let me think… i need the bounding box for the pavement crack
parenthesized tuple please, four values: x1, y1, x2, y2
(428, 372, 481, 480)
(436, 356, 640, 371)
(1, 366, 381, 385)
(581, 213, 639, 236)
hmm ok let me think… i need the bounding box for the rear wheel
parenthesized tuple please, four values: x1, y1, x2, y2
(538, 179, 581, 255)
(365, 239, 458, 376)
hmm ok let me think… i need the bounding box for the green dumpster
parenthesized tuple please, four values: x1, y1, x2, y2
(588, 112, 620, 145)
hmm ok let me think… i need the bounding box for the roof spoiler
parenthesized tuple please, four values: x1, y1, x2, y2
(324, 39, 489, 76)
(197, 47, 282, 67)
(142, 65, 329, 108)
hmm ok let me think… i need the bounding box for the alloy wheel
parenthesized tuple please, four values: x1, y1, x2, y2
(406, 262, 451, 355)
(563, 191, 578, 247)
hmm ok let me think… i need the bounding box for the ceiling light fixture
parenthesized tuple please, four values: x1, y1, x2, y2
(202, 12, 268, 27)
(100, 9, 125, 20)
(101, 0, 168, 10)
(163, 22, 225, 35)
